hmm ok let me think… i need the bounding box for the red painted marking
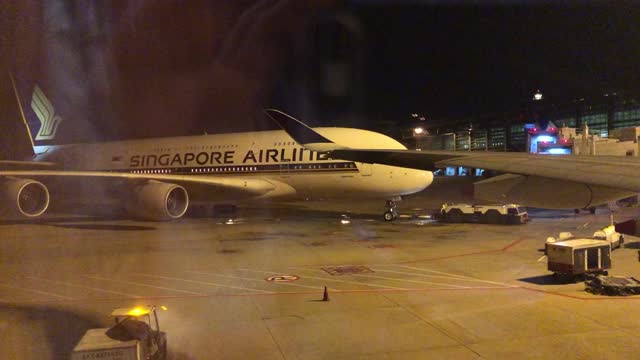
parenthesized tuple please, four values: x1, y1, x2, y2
(401, 238, 526, 264)
(517, 286, 640, 301)
(501, 238, 525, 251)
(399, 249, 500, 264)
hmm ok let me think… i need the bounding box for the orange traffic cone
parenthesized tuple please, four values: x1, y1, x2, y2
(322, 286, 329, 301)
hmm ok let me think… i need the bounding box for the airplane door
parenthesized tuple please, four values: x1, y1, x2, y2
(359, 162, 372, 176)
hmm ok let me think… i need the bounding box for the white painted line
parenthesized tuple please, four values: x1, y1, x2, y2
(132, 272, 272, 294)
(537, 255, 548, 262)
(351, 274, 469, 288)
(25, 276, 141, 298)
(371, 268, 480, 281)
(185, 271, 324, 290)
(395, 265, 510, 286)
(391, 265, 478, 280)
(371, 268, 512, 287)
(0, 282, 74, 300)
(83, 275, 204, 295)
(244, 268, 409, 290)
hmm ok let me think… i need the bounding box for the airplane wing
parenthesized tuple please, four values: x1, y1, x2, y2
(327, 149, 640, 193)
(266, 108, 640, 208)
(0, 170, 281, 202)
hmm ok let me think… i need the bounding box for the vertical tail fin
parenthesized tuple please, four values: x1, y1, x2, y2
(7, 71, 63, 151)
(29, 84, 63, 143)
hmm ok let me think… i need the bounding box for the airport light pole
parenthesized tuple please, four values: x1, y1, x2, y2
(413, 126, 426, 150)
(409, 113, 427, 150)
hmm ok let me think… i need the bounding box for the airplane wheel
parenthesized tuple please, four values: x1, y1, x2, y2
(383, 211, 395, 222)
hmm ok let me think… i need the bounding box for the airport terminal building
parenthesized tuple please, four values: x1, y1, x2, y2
(404, 92, 640, 156)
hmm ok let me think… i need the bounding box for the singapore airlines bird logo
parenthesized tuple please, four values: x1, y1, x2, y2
(31, 85, 63, 140)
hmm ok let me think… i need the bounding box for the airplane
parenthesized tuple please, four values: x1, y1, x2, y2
(268, 110, 640, 211)
(0, 84, 432, 221)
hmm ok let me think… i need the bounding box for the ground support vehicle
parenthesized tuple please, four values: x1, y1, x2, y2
(71, 305, 167, 360)
(435, 203, 528, 224)
(547, 226, 624, 252)
(585, 275, 640, 296)
(592, 225, 624, 249)
(546, 239, 611, 279)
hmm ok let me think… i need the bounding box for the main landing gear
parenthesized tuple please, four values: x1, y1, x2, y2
(383, 200, 399, 222)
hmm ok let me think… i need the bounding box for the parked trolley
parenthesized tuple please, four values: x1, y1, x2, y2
(546, 238, 611, 278)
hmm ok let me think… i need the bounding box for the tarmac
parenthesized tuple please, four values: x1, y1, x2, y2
(2, 178, 640, 359)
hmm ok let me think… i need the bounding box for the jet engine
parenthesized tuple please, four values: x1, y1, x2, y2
(125, 181, 189, 220)
(0, 177, 50, 217)
(474, 174, 636, 209)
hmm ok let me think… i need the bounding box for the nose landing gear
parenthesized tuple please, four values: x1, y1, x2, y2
(383, 200, 399, 222)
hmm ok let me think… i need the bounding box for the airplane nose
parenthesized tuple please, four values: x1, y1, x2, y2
(403, 169, 433, 194)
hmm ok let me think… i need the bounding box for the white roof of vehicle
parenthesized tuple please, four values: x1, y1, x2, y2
(72, 328, 138, 352)
(549, 238, 610, 249)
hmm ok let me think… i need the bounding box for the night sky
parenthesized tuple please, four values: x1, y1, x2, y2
(357, 2, 640, 120)
(1, 1, 640, 144)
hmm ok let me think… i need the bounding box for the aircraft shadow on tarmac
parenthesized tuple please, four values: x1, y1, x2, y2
(0, 216, 156, 231)
(0, 204, 432, 228)
(48, 223, 157, 231)
(518, 274, 582, 285)
(0, 304, 102, 359)
(0, 215, 126, 224)
(232, 204, 436, 222)
(622, 241, 640, 249)
(0, 217, 97, 225)
(230, 205, 365, 221)
(525, 208, 592, 219)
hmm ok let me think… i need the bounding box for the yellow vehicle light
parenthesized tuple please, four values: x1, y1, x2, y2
(128, 307, 148, 316)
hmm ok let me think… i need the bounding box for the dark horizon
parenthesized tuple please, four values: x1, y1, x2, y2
(356, 2, 640, 121)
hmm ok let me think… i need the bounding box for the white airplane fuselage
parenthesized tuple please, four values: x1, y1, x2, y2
(33, 127, 433, 202)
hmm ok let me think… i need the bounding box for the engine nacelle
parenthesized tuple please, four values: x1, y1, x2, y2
(125, 181, 189, 220)
(0, 177, 50, 217)
(474, 174, 636, 209)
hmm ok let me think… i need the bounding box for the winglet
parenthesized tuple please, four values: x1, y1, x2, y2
(264, 109, 345, 152)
